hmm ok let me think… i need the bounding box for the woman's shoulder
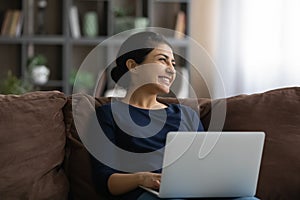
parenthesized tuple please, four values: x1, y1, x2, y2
(168, 103, 200, 119)
(95, 102, 122, 118)
(96, 99, 123, 108)
(96, 102, 112, 112)
(96, 100, 126, 114)
(168, 103, 198, 113)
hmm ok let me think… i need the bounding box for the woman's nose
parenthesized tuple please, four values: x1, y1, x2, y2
(166, 67, 176, 75)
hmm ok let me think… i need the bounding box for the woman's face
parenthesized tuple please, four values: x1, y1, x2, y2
(131, 43, 176, 94)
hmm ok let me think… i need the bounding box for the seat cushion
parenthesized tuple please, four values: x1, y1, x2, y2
(0, 91, 69, 199)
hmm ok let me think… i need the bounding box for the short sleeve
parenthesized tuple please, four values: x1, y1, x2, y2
(180, 104, 204, 132)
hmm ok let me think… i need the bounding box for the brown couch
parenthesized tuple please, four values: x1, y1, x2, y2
(0, 87, 299, 200)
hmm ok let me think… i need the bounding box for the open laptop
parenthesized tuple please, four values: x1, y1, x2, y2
(139, 131, 265, 198)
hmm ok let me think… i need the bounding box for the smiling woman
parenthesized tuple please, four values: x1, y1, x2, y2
(89, 31, 260, 200)
(90, 31, 204, 200)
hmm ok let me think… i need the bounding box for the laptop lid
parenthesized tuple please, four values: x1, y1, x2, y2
(156, 131, 265, 198)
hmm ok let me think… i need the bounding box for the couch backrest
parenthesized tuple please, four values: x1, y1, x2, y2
(0, 91, 69, 199)
(218, 87, 300, 199)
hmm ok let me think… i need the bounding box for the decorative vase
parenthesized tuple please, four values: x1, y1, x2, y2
(31, 65, 50, 85)
(134, 17, 149, 29)
(83, 11, 98, 37)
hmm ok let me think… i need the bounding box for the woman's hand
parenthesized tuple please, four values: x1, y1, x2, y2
(136, 172, 161, 189)
(107, 172, 161, 195)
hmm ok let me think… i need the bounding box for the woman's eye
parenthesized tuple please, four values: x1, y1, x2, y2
(159, 58, 166, 62)
(158, 57, 175, 67)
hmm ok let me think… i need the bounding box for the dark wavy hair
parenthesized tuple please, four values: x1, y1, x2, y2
(111, 31, 173, 88)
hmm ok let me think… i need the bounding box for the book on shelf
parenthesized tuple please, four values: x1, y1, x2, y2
(69, 5, 81, 38)
(15, 11, 23, 37)
(10, 10, 22, 37)
(174, 11, 186, 39)
(1, 10, 13, 36)
(1, 10, 23, 37)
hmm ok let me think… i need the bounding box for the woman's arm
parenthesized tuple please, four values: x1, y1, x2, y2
(108, 172, 161, 195)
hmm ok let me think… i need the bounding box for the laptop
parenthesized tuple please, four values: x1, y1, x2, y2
(139, 131, 265, 198)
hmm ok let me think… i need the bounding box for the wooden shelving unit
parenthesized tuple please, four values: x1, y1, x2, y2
(0, 0, 191, 97)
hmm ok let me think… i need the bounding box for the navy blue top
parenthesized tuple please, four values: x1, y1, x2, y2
(91, 100, 204, 200)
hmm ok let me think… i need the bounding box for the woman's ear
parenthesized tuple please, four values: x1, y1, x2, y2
(126, 59, 137, 70)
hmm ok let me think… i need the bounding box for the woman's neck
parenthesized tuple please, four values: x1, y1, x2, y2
(122, 88, 166, 109)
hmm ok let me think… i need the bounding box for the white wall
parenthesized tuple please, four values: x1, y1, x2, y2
(190, 0, 300, 98)
(190, 0, 219, 98)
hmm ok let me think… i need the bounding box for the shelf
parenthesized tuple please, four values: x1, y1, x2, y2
(0, 37, 23, 44)
(0, 36, 65, 44)
(42, 80, 63, 87)
(70, 37, 107, 45)
(22, 36, 66, 44)
(155, 0, 190, 3)
(69, 37, 189, 47)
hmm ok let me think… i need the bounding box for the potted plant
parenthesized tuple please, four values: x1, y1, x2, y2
(113, 7, 149, 34)
(0, 70, 33, 94)
(27, 54, 50, 85)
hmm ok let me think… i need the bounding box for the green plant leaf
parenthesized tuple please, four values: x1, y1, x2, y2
(0, 70, 33, 94)
(27, 54, 48, 71)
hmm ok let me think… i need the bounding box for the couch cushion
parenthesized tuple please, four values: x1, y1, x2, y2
(0, 91, 69, 199)
(63, 94, 112, 200)
(211, 87, 300, 200)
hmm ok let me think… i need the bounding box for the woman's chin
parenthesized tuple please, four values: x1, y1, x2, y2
(157, 85, 171, 94)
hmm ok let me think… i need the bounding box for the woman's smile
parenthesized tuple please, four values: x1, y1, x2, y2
(157, 75, 172, 87)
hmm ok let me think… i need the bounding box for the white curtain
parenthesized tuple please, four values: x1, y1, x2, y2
(215, 0, 300, 97)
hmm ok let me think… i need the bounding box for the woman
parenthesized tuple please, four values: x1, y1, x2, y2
(91, 31, 258, 200)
